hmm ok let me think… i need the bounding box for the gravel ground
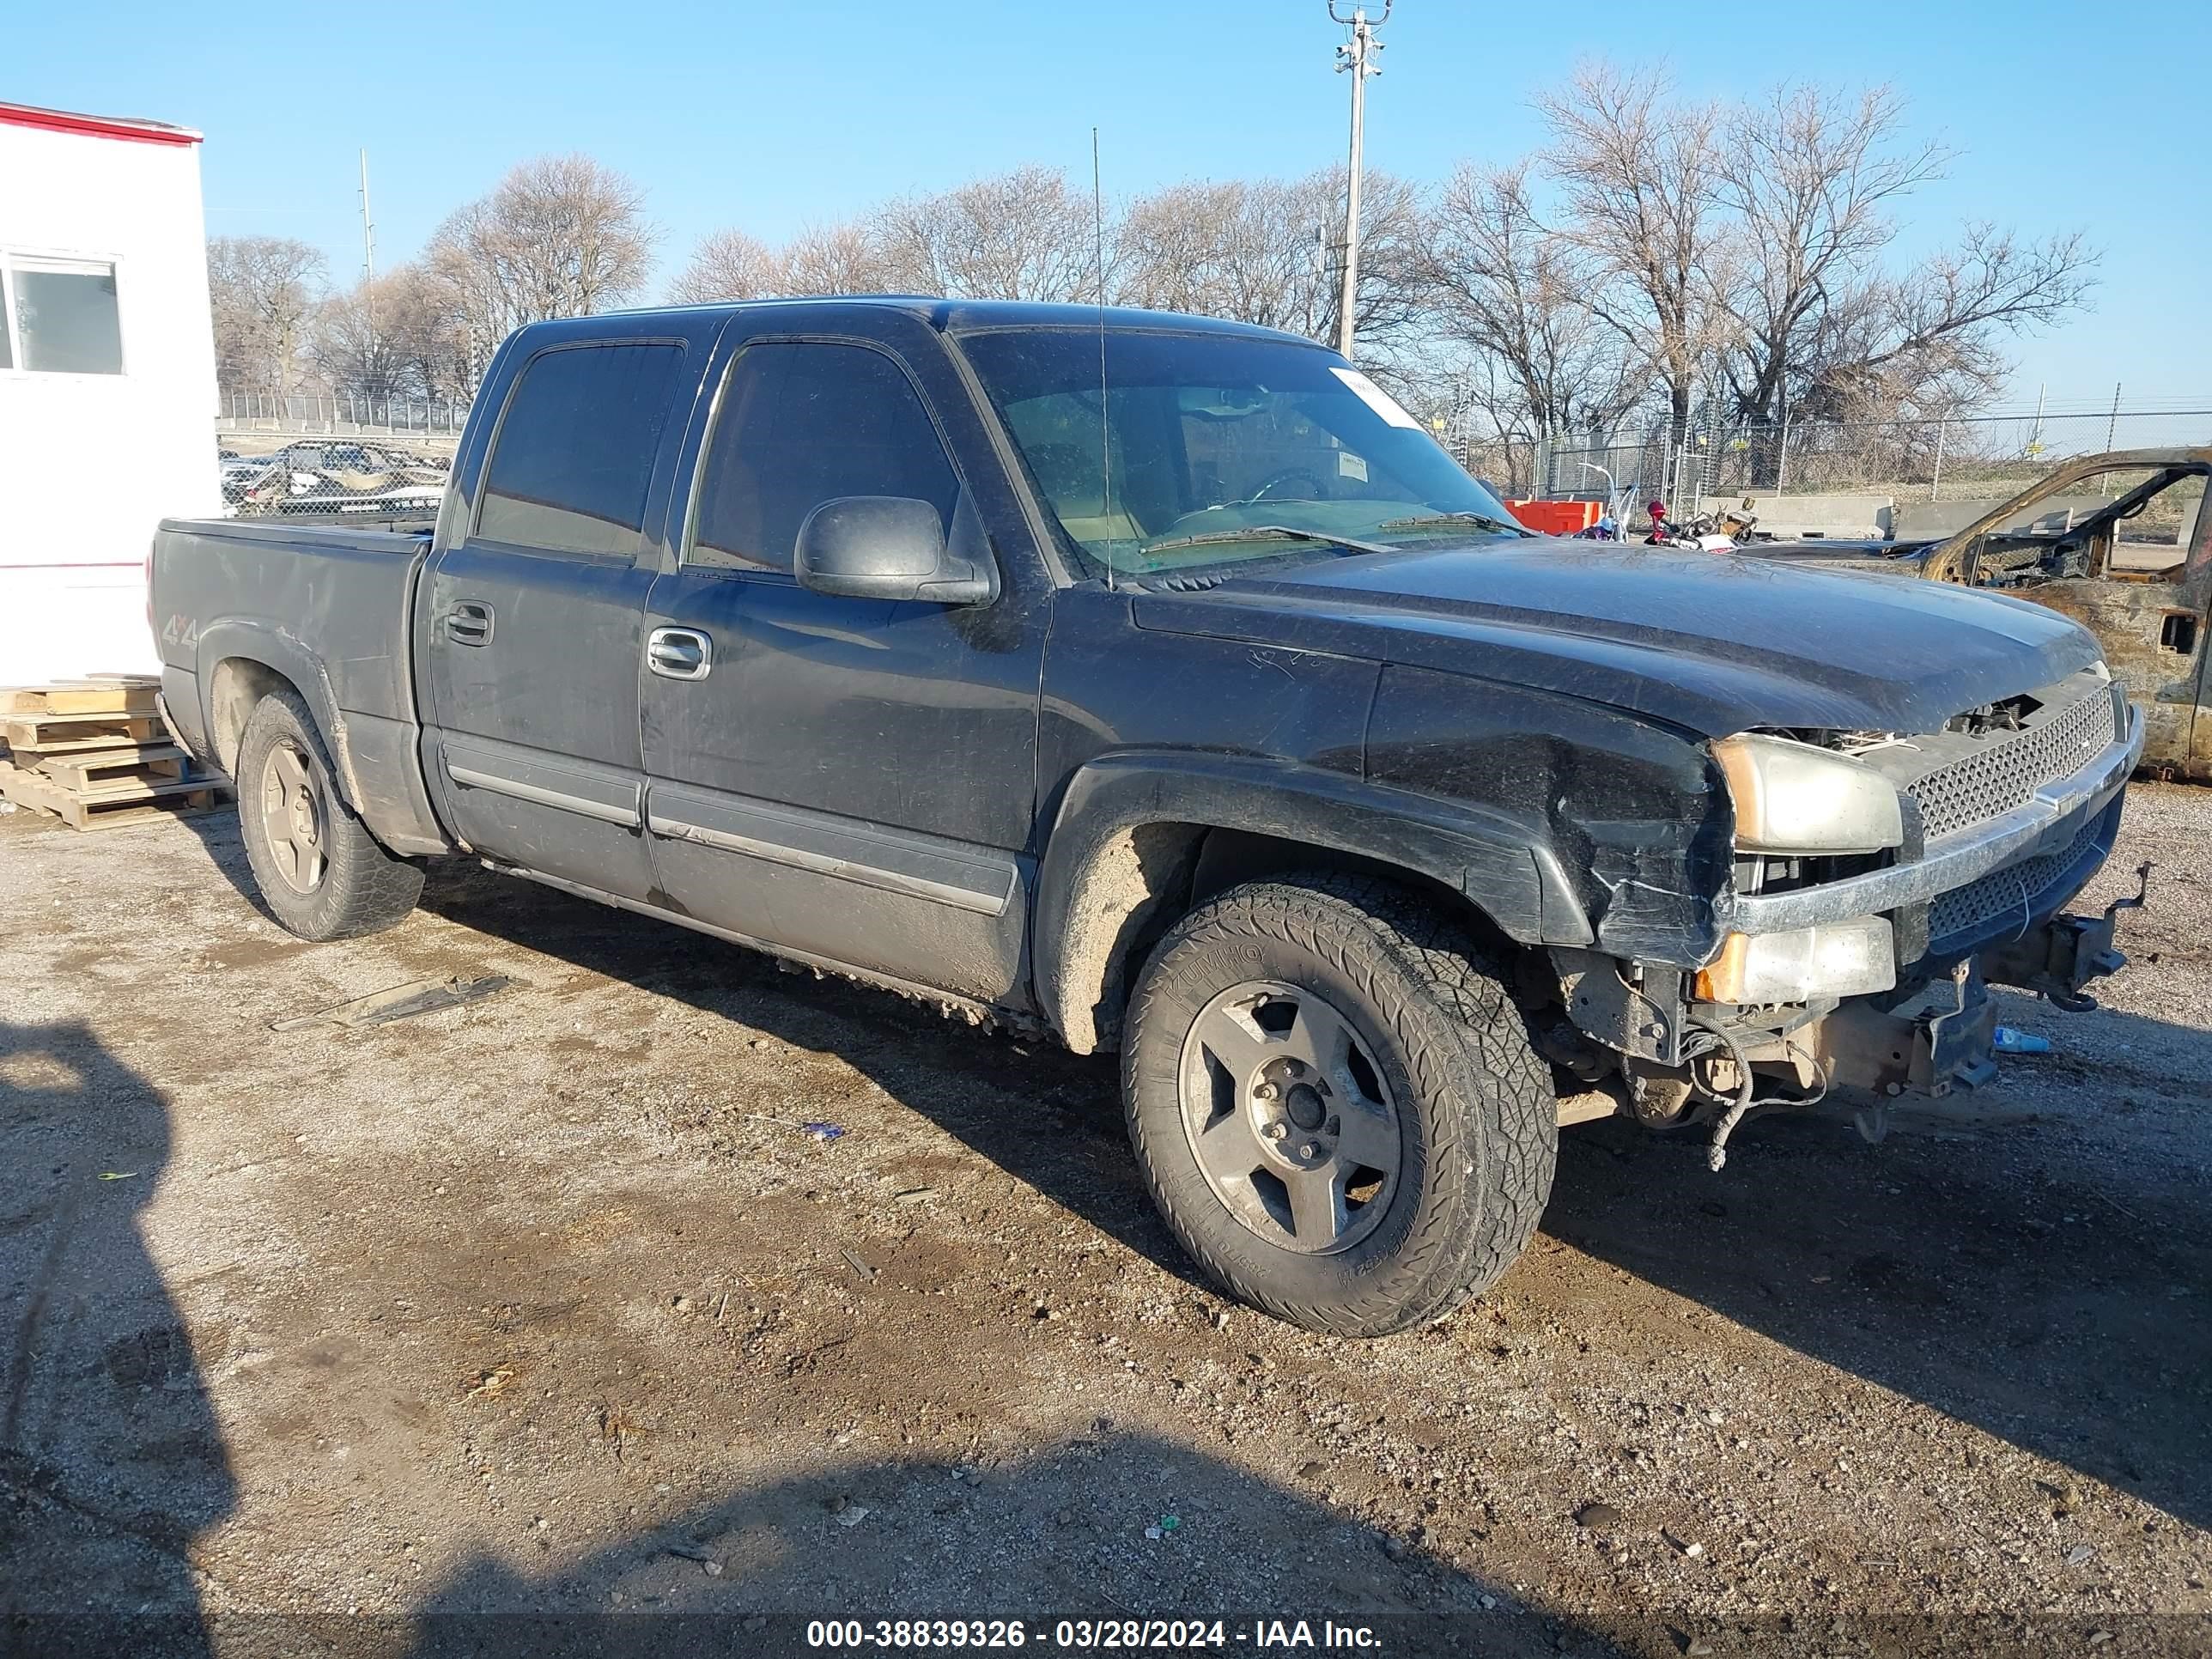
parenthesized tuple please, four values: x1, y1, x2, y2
(1, 785, 2207, 1658)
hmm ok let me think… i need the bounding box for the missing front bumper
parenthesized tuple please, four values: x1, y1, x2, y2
(1811, 867, 2149, 1097)
(1982, 860, 2152, 1011)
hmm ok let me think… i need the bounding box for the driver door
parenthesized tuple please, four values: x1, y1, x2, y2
(638, 317, 1052, 1002)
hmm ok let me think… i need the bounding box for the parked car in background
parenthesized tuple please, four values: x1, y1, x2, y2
(225, 440, 447, 519)
(152, 300, 2147, 1336)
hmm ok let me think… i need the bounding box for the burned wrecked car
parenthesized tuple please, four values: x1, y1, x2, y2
(1759, 449, 2209, 781)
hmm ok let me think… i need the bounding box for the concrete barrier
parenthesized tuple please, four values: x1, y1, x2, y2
(1891, 494, 2124, 543)
(1697, 493, 1893, 539)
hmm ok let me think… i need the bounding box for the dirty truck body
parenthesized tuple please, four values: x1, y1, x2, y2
(150, 301, 2145, 1336)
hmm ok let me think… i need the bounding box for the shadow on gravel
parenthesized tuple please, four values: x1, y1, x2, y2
(1545, 1040, 2212, 1534)
(0, 1021, 233, 1659)
(177, 809, 260, 915)
(392, 1435, 1596, 1659)
(412, 864, 1205, 1290)
(418, 861, 2209, 1540)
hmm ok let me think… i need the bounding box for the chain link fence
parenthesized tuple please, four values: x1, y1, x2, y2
(1528, 404, 2212, 512)
(216, 390, 471, 440)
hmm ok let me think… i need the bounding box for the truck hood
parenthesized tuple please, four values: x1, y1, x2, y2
(1128, 540, 2104, 737)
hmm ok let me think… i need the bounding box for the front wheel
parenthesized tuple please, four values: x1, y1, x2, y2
(1122, 874, 1557, 1337)
(234, 688, 423, 941)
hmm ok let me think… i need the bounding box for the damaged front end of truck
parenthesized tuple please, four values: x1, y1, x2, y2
(1546, 664, 2149, 1165)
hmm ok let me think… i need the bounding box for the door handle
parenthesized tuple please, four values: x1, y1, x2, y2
(447, 602, 494, 645)
(647, 626, 713, 681)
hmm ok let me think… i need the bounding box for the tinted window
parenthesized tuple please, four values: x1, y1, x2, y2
(478, 343, 687, 557)
(689, 342, 960, 573)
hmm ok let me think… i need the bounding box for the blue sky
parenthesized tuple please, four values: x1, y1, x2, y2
(15, 0, 2209, 409)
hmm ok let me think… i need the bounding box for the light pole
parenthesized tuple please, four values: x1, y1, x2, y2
(1330, 2, 1388, 360)
(1577, 460, 1615, 527)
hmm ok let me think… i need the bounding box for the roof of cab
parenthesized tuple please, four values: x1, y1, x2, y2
(580, 295, 1325, 348)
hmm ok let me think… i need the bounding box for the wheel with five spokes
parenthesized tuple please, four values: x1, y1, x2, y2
(1123, 873, 1557, 1337)
(234, 687, 423, 941)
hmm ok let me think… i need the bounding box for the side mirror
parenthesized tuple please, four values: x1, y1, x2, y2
(794, 495, 997, 605)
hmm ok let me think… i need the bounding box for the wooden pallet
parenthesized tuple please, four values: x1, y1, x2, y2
(0, 756, 227, 832)
(3, 711, 167, 754)
(37, 744, 191, 793)
(1, 678, 160, 718)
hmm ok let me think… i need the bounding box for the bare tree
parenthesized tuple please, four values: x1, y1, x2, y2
(1114, 167, 1426, 350)
(1810, 223, 2098, 418)
(1425, 160, 1646, 441)
(781, 222, 899, 295)
(308, 264, 473, 403)
(667, 228, 781, 303)
(1713, 85, 1948, 423)
(872, 166, 1100, 301)
(1537, 63, 1729, 434)
(1116, 179, 1322, 328)
(206, 235, 326, 392)
(422, 155, 659, 392)
(669, 220, 900, 304)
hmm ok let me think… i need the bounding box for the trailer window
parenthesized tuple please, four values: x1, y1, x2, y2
(3, 255, 123, 375)
(477, 342, 687, 558)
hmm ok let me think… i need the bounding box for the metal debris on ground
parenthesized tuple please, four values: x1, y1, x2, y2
(663, 1540, 713, 1562)
(463, 1365, 517, 1401)
(271, 974, 513, 1031)
(841, 1249, 878, 1280)
(737, 1115, 846, 1142)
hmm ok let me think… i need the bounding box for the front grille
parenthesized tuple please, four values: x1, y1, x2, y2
(1927, 805, 2112, 948)
(1907, 686, 2116, 841)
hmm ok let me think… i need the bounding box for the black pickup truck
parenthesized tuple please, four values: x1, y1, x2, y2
(150, 300, 2146, 1335)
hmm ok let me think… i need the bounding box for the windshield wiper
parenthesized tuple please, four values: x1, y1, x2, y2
(1376, 511, 1533, 538)
(1138, 524, 1399, 558)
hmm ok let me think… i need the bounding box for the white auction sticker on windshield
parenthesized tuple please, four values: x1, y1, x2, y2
(1329, 366, 1421, 429)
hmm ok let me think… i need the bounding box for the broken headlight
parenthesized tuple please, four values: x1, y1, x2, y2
(1694, 916, 1896, 1003)
(1713, 732, 1905, 855)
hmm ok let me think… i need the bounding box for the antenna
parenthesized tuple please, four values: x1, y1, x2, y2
(1092, 126, 1115, 593)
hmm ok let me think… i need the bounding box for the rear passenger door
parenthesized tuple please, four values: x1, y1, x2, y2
(638, 320, 1052, 1003)
(421, 336, 696, 899)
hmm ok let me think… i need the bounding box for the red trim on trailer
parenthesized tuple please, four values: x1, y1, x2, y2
(0, 102, 200, 148)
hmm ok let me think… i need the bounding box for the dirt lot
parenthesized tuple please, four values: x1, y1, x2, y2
(2, 785, 2208, 1658)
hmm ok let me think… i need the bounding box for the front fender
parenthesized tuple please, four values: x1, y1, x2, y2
(1032, 750, 1592, 1051)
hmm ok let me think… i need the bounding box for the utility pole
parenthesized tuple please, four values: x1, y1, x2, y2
(360, 151, 382, 406)
(1330, 1, 1388, 360)
(358, 149, 376, 285)
(358, 149, 378, 345)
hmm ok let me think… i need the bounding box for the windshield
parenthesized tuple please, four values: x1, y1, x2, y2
(957, 327, 1521, 578)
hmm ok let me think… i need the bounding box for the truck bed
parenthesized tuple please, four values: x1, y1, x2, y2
(150, 515, 446, 853)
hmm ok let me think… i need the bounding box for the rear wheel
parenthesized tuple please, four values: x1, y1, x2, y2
(1122, 873, 1557, 1337)
(234, 689, 422, 941)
